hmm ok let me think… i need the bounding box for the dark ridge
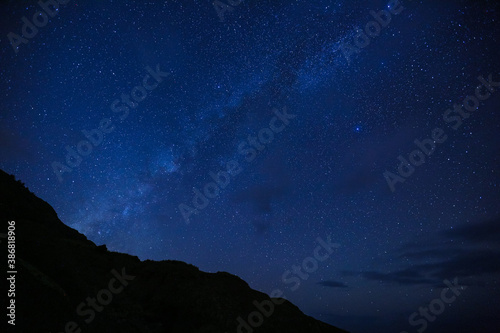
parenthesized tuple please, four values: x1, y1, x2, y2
(0, 169, 348, 333)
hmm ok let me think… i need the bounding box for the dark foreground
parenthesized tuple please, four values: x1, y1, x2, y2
(0, 169, 348, 333)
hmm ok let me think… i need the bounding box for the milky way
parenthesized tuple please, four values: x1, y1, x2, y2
(1, 0, 499, 332)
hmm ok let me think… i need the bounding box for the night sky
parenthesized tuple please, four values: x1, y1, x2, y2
(1, 0, 500, 332)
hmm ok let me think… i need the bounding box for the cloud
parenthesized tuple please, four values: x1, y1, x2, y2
(359, 268, 438, 286)
(443, 217, 500, 244)
(353, 217, 500, 286)
(317, 280, 348, 288)
(398, 247, 470, 260)
(354, 251, 500, 286)
(414, 250, 500, 281)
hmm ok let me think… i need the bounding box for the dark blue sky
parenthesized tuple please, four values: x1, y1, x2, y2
(1, 0, 499, 332)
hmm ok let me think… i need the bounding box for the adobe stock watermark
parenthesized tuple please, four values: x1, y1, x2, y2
(236, 235, 340, 333)
(339, 0, 404, 64)
(51, 64, 171, 183)
(213, 0, 243, 22)
(53, 267, 135, 333)
(400, 277, 467, 333)
(384, 73, 500, 192)
(179, 106, 296, 225)
(7, 0, 70, 54)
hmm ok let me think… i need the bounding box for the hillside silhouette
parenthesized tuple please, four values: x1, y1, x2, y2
(0, 169, 348, 333)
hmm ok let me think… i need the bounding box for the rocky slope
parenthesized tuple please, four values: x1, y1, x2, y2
(0, 169, 348, 333)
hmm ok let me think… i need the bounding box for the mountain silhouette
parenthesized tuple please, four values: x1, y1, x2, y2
(0, 169, 348, 333)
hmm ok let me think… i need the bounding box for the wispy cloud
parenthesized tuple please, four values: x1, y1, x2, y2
(347, 217, 500, 286)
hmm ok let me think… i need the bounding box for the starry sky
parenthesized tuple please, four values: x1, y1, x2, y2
(1, 0, 500, 332)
